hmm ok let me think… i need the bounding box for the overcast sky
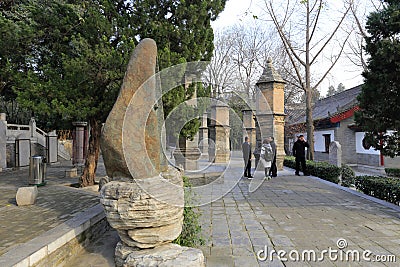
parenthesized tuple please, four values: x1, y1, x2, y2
(211, 0, 377, 96)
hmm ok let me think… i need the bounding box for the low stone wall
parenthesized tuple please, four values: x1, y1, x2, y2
(357, 153, 380, 166)
(186, 172, 224, 187)
(0, 204, 107, 267)
(34, 218, 110, 267)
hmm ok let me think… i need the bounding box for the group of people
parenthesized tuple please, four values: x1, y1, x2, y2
(242, 134, 310, 179)
(242, 136, 277, 180)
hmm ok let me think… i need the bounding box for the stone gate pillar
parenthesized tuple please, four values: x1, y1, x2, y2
(210, 100, 230, 163)
(72, 121, 87, 165)
(0, 114, 7, 171)
(46, 130, 58, 164)
(29, 117, 36, 137)
(199, 112, 209, 159)
(242, 109, 256, 150)
(255, 59, 286, 170)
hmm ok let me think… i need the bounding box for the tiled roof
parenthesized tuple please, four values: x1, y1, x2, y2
(288, 85, 362, 125)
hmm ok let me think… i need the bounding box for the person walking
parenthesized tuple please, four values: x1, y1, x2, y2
(260, 138, 273, 179)
(292, 135, 309, 176)
(268, 136, 277, 177)
(242, 136, 253, 179)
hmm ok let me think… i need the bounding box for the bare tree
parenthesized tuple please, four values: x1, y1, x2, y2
(206, 22, 305, 107)
(345, 0, 382, 72)
(273, 46, 305, 104)
(204, 30, 237, 98)
(265, 0, 352, 160)
(231, 24, 275, 100)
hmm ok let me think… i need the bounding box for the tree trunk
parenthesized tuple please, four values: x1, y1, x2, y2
(79, 118, 101, 187)
(305, 0, 314, 161)
(305, 89, 315, 160)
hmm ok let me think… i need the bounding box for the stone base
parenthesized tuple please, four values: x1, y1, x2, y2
(16, 186, 38, 206)
(173, 148, 201, 170)
(214, 152, 230, 163)
(115, 242, 205, 267)
(65, 168, 78, 178)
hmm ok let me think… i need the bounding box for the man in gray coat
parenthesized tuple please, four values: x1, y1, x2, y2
(242, 136, 253, 179)
(268, 136, 277, 177)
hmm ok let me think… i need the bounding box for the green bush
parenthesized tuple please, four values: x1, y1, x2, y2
(355, 176, 400, 205)
(341, 164, 356, 187)
(284, 156, 341, 184)
(173, 176, 205, 247)
(385, 168, 400, 178)
(283, 156, 296, 169)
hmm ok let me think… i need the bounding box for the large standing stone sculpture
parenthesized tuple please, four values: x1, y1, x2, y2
(100, 38, 204, 267)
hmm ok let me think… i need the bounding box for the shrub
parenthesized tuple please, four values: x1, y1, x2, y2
(283, 156, 341, 184)
(385, 168, 400, 178)
(341, 164, 356, 187)
(355, 176, 400, 205)
(173, 176, 205, 247)
(283, 156, 296, 169)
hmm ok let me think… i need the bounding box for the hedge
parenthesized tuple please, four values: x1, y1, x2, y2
(385, 168, 400, 178)
(341, 164, 356, 187)
(355, 176, 400, 205)
(284, 156, 341, 184)
(283, 156, 355, 187)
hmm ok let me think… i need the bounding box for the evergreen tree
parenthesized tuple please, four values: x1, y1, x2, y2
(355, 0, 400, 157)
(327, 86, 336, 97)
(4, 0, 137, 186)
(131, 0, 226, 117)
(336, 83, 345, 93)
(2, 0, 226, 186)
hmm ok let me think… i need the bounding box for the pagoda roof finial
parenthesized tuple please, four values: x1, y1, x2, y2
(256, 59, 285, 85)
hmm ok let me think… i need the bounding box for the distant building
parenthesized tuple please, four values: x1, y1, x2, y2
(286, 85, 399, 168)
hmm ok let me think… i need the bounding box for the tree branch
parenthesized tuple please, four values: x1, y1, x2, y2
(310, 3, 351, 65)
(313, 33, 351, 90)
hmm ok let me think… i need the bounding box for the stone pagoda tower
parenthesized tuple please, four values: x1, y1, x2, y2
(255, 58, 286, 170)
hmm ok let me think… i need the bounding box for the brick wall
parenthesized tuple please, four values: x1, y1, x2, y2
(314, 151, 329, 162)
(357, 153, 380, 166)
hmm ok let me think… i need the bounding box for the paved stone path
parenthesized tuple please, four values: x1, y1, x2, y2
(0, 161, 106, 257)
(2, 153, 399, 267)
(68, 153, 400, 267)
(198, 155, 400, 267)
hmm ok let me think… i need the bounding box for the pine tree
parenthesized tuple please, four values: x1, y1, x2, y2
(355, 0, 400, 157)
(4, 0, 226, 186)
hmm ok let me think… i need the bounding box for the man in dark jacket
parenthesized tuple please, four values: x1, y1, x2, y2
(242, 136, 253, 178)
(268, 136, 277, 177)
(292, 135, 309, 176)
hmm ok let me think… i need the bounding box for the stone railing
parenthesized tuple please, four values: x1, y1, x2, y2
(1, 116, 72, 168)
(6, 123, 31, 138)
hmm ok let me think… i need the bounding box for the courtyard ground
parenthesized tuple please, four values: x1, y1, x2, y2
(0, 153, 399, 266)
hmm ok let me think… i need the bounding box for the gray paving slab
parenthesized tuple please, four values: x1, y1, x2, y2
(198, 154, 400, 267)
(5, 152, 400, 267)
